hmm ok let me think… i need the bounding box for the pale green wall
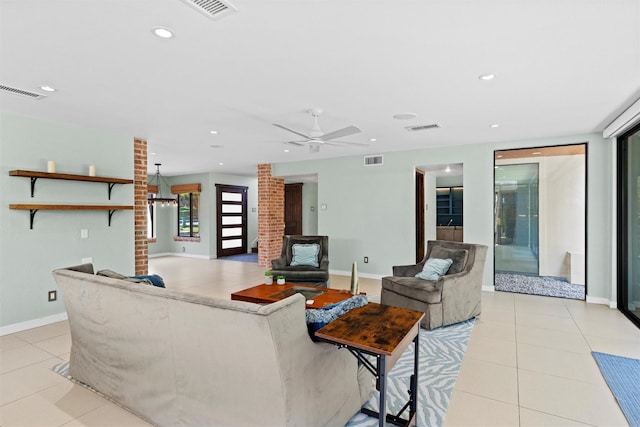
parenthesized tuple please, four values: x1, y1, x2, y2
(302, 182, 318, 235)
(273, 133, 615, 301)
(0, 113, 135, 328)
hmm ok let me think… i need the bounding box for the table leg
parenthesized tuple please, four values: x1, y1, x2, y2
(410, 332, 419, 421)
(379, 355, 387, 427)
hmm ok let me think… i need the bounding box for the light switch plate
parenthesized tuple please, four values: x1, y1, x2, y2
(80, 229, 88, 239)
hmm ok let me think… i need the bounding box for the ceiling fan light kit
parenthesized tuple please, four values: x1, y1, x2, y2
(272, 107, 366, 152)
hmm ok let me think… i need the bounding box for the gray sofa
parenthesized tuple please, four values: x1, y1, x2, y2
(381, 240, 488, 329)
(53, 264, 374, 426)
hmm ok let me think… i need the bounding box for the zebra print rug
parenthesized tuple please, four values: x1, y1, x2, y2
(346, 317, 475, 426)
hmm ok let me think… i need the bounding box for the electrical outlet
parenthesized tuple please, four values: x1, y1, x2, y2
(364, 256, 369, 263)
(48, 290, 57, 302)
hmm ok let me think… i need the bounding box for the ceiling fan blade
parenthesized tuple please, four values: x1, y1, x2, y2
(318, 125, 361, 141)
(273, 123, 311, 140)
(327, 140, 369, 147)
(285, 141, 307, 147)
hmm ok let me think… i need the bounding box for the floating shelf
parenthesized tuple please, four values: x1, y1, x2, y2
(9, 204, 133, 229)
(9, 170, 133, 199)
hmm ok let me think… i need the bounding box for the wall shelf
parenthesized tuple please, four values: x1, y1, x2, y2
(9, 170, 133, 199)
(9, 204, 133, 229)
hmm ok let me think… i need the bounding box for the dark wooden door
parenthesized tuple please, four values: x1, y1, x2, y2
(216, 184, 248, 257)
(415, 169, 425, 263)
(285, 183, 303, 235)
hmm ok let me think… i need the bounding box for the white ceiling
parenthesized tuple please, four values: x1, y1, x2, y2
(1, 0, 639, 176)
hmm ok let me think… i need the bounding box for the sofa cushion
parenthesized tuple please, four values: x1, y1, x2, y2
(415, 258, 453, 281)
(290, 243, 320, 267)
(381, 277, 442, 304)
(429, 247, 468, 274)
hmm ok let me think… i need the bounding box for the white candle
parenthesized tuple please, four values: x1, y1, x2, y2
(89, 165, 96, 176)
(47, 161, 56, 173)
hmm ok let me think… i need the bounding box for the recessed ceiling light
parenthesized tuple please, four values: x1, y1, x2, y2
(479, 74, 496, 80)
(284, 149, 290, 153)
(218, 162, 224, 166)
(39, 85, 56, 92)
(210, 130, 218, 134)
(393, 113, 417, 120)
(445, 166, 451, 173)
(490, 124, 500, 128)
(152, 27, 174, 39)
(150, 152, 157, 156)
(369, 138, 377, 142)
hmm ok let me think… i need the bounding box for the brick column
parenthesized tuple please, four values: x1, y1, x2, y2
(258, 164, 284, 268)
(134, 138, 148, 275)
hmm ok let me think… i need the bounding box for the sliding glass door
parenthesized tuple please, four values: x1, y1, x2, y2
(617, 123, 640, 328)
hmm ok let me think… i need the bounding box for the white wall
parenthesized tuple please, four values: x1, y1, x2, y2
(0, 113, 135, 330)
(273, 133, 614, 302)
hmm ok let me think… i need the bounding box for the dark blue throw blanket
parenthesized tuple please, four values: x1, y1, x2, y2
(305, 295, 368, 341)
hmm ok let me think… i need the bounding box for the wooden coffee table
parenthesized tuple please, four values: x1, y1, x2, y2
(231, 283, 354, 309)
(315, 303, 424, 426)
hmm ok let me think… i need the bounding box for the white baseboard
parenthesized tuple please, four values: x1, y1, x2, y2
(586, 295, 617, 308)
(0, 312, 68, 337)
(150, 253, 211, 260)
(482, 285, 495, 292)
(330, 269, 384, 280)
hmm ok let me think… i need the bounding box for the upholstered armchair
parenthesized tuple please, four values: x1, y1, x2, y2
(271, 235, 329, 287)
(381, 240, 488, 329)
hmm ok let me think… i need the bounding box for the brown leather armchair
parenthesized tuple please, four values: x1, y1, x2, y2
(271, 235, 329, 287)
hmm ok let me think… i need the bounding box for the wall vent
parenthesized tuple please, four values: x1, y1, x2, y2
(0, 84, 46, 100)
(180, 0, 238, 20)
(364, 155, 384, 166)
(405, 123, 440, 132)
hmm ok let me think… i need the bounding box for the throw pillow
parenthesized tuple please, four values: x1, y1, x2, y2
(130, 274, 166, 288)
(96, 269, 154, 286)
(290, 243, 320, 267)
(415, 258, 453, 281)
(429, 247, 469, 274)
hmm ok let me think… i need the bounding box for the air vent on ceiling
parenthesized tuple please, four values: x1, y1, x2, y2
(364, 155, 384, 167)
(405, 123, 440, 132)
(0, 84, 46, 100)
(180, 0, 238, 20)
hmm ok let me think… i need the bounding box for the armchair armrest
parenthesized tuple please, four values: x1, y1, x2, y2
(319, 255, 329, 270)
(271, 256, 287, 269)
(392, 262, 424, 277)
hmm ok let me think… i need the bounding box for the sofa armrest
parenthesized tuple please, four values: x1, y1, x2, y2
(271, 256, 287, 269)
(319, 255, 329, 270)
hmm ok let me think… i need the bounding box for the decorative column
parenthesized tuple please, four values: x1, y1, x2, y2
(258, 163, 285, 268)
(133, 138, 148, 275)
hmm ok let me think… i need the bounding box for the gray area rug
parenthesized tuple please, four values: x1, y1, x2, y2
(495, 272, 585, 300)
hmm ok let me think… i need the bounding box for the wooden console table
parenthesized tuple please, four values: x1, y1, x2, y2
(315, 303, 424, 426)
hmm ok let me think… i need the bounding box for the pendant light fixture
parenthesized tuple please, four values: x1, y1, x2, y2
(147, 163, 178, 206)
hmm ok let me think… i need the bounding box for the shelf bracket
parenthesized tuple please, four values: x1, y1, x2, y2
(108, 209, 116, 226)
(107, 183, 116, 200)
(30, 177, 38, 198)
(29, 209, 39, 229)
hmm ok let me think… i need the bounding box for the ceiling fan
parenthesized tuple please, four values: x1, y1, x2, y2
(272, 108, 366, 152)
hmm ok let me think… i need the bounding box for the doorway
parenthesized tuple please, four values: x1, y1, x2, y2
(616, 122, 640, 328)
(494, 144, 586, 300)
(216, 184, 248, 257)
(284, 183, 303, 235)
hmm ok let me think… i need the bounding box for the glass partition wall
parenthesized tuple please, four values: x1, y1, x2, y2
(617, 123, 640, 328)
(494, 145, 586, 300)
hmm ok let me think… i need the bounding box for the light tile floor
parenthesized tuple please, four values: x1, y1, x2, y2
(0, 256, 638, 426)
